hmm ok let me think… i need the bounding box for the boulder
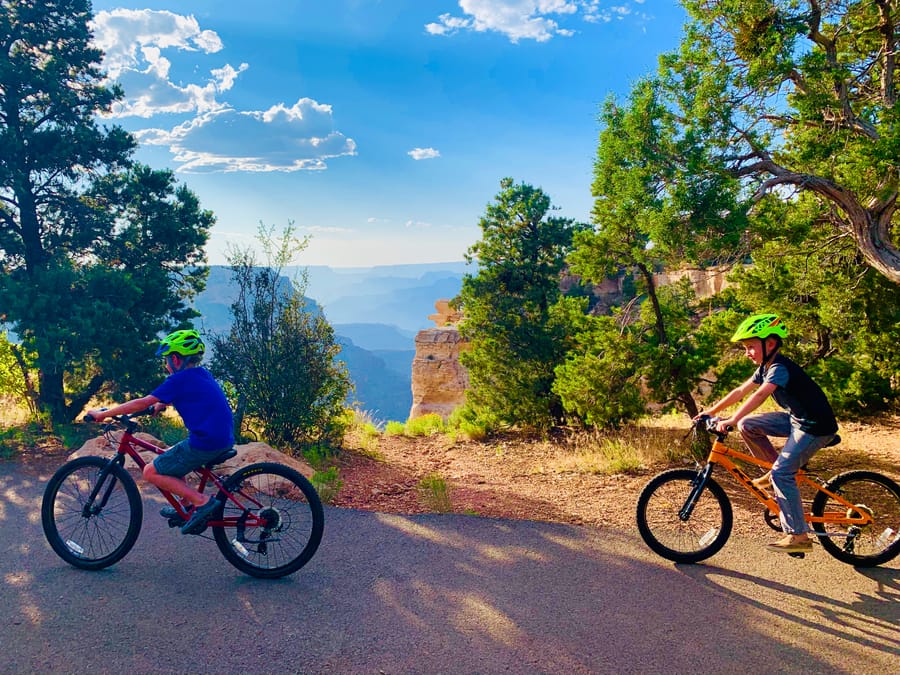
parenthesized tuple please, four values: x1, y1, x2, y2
(69, 432, 166, 469)
(68, 436, 314, 479)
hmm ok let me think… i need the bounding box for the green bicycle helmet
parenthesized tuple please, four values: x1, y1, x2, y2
(730, 313, 788, 342)
(156, 329, 205, 357)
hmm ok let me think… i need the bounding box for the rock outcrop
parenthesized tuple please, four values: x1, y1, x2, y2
(652, 265, 734, 299)
(409, 301, 469, 420)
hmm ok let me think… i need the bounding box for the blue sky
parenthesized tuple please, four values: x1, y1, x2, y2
(89, 1, 689, 267)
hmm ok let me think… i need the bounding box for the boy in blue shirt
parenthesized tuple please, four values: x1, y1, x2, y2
(87, 329, 234, 535)
(698, 314, 838, 553)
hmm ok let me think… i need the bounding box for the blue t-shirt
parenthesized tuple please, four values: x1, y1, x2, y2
(151, 367, 234, 451)
(753, 354, 838, 436)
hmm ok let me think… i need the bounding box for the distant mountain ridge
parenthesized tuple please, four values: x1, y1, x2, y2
(193, 262, 466, 423)
(298, 261, 468, 333)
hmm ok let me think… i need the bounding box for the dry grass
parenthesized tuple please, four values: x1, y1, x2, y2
(547, 417, 695, 476)
(417, 472, 452, 512)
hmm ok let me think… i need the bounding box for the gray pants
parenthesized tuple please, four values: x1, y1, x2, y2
(738, 412, 835, 534)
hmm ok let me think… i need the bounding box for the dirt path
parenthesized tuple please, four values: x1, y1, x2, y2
(332, 415, 900, 536)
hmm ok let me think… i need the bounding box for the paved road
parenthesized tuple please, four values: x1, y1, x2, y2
(1, 458, 898, 674)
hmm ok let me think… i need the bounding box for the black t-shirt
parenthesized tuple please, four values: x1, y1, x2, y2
(753, 353, 838, 436)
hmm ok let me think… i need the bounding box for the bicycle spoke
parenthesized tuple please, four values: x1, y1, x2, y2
(42, 457, 143, 570)
(812, 471, 900, 566)
(213, 463, 323, 578)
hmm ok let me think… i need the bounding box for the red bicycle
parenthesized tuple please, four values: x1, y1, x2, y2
(41, 408, 324, 578)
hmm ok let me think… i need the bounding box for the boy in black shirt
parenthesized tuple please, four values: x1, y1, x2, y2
(698, 314, 838, 553)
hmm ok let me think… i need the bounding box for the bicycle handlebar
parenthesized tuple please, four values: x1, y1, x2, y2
(694, 414, 734, 434)
(83, 406, 156, 424)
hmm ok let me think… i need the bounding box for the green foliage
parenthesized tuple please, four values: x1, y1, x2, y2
(303, 444, 336, 471)
(705, 199, 900, 414)
(405, 413, 445, 437)
(342, 408, 382, 456)
(661, 0, 900, 282)
(446, 404, 491, 441)
(564, 74, 746, 421)
(208, 223, 353, 449)
(553, 314, 645, 428)
(141, 413, 187, 448)
(310, 466, 343, 505)
(383, 420, 406, 436)
(0, 332, 36, 414)
(0, 422, 44, 459)
(0, 2, 211, 423)
(456, 178, 589, 431)
(417, 473, 452, 513)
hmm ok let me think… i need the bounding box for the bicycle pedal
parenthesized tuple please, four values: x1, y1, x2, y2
(167, 517, 186, 528)
(788, 552, 806, 559)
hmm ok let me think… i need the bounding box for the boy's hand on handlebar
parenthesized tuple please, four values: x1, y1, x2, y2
(715, 417, 736, 433)
(84, 407, 108, 423)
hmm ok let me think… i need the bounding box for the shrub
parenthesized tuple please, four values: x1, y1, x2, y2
(406, 413, 444, 437)
(384, 420, 406, 436)
(311, 466, 343, 504)
(417, 473, 452, 513)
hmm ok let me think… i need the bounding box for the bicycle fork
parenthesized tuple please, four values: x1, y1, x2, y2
(83, 457, 125, 517)
(679, 464, 715, 521)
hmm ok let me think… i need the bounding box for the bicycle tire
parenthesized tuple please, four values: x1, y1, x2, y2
(41, 456, 143, 570)
(636, 468, 733, 564)
(212, 462, 324, 579)
(811, 470, 900, 567)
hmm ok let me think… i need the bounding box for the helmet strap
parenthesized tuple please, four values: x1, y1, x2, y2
(166, 354, 189, 373)
(760, 337, 779, 368)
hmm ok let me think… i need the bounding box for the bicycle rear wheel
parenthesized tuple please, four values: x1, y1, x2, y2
(41, 456, 143, 570)
(636, 468, 733, 564)
(811, 470, 900, 567)
(213, 462, 324, 578)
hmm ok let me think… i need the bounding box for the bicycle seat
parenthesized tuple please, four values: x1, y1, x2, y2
(204, 448, 238, 468)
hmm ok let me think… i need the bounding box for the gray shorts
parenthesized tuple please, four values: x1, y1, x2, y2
(153, 439, 224, 478)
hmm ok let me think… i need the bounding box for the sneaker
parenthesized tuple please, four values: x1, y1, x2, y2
(181, 498, 219, 535)
(751, 471, 772, 490)
(766, 536, 813, 553)
(159, 505, 180, 519)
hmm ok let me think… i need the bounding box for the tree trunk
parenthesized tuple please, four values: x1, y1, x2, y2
(38, 368, 68, 426)
(755, 166, 900, 283)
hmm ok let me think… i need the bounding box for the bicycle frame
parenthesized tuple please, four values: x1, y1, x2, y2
(97, 417, 271, 535)
(693, 433, 876, 531)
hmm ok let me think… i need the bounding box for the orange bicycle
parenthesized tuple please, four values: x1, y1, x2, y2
(636, 416, 900, 567)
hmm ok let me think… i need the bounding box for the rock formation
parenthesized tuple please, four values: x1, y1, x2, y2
(409, 301, 469, 420)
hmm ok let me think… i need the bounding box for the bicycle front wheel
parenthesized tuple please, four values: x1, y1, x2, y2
(213, 462, 324, 578)
(636, 468, 733, 564)
(41, 456, 143, 570)
(811, 470, 900, 567)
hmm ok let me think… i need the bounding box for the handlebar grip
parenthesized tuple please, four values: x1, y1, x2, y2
(83, 407, 108, 423)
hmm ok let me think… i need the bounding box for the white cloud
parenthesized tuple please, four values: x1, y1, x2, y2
(408, 147, 441, 160)
(136, 98, 357, 173)
(426, 1, 647, 42)
(91, 9, 356, 174)
(91, 9, 244, 117)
